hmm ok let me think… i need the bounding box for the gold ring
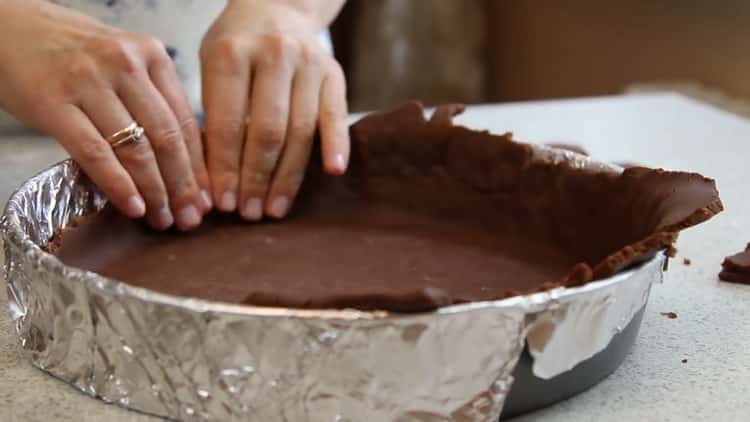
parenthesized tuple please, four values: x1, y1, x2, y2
(107, 122, 145, 149)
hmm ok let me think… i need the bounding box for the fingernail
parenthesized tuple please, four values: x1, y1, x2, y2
(218, 191, 237, 212)
(241, 198, 263, 221)
(177, 205, 201, 230)
(267, 196, 289, 219)
(125, 195, 146, 218)
(155, 205, 174, 229)
(334, 153, 347, 173)
(200, 190, 213, 210)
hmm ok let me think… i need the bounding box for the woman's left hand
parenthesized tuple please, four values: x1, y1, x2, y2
(200, 0, 349, 221)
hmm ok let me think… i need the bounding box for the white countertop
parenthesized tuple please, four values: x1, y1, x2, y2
(2, 93, 749, 421)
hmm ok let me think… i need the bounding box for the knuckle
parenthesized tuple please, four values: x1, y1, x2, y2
(205, 117, 245, 144)
(30, 97, 64, 119)
(150, 125, 184, 155)
(177, 115, 199, 134)
(323, 59, 347, 97)
(172, 180, 199, 201)
(56, 85, 80, 105)
(192, 165, 210, 186)
(104, 37, 141, 74)
(51, 92, 74, 109)
(262, 33, 299, 65)
(138, 35, 167, 58)
(118, 140, 153, 166)
(77, 138, 110, 163)
(298, 44, 322, 67)
(64, 57, 99, 82)
(243, 168, 271, 189)
(287, 121, 315, 143)
(167, 183, 199, 209)
(253, 124, 285, 150)
(319, 108, 344, 124)
(201, 37, 245, 73)
(275, 170, 305, 195)
(208, 152, 240, 177)
(325, 58, 345, 77)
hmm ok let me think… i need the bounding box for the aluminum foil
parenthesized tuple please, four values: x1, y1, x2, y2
(2, 154, 663, 422)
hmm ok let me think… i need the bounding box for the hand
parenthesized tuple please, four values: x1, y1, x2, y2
(0, 1, 211, 230)
(200, 0, 349, 220)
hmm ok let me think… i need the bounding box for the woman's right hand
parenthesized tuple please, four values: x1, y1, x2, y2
(0, 1, 211, 230)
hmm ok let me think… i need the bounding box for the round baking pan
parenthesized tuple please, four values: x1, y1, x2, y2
(501, 303, 647, 419)
(3, 160, 663, 421)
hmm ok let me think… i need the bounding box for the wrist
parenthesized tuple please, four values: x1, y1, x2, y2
(225, 0, 333, 32)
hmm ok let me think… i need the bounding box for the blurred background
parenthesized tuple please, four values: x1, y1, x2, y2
(331, 0, 750, 115)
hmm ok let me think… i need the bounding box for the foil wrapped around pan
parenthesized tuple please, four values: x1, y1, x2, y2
(2, 153, 662, 421)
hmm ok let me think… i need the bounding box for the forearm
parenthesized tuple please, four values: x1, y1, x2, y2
(227, 0, 346, 29)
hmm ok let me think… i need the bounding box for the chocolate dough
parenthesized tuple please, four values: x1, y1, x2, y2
(719, 244, 750, 284)
(49, 103, 723, 312)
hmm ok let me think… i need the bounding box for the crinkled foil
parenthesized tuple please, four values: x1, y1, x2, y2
(2, 153, 663, 422)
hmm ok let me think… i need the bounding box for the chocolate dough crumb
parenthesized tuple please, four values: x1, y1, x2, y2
(660, 311, 678, 319)
(681, 358, 688, 363)
(719, 244, 750, 285)
(683, 258, 692, 266)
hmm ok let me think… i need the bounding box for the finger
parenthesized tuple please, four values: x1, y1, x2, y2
(319, 61, 350, 175)
(46, 104, 145, 219)
(118, 75, 203, 231)
(150, 56, 212, 213)
(80, 90, 173, 230)
(265, 69, 321, 219)
(200, 39, 251, 212)
(239, 59, 294, 221)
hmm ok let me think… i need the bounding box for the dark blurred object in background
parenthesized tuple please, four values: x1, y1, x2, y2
(332, 0, 488, 111)
(332, 0, 750, 112)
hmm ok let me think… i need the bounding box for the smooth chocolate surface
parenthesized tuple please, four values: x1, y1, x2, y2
(719, 244, 750, 284)
(54, 206, 574, 312)
(49, 103, 723, 312)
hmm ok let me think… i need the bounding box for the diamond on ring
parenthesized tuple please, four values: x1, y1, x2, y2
(131, 125, 145, 141)
(107, 122, 145, 149)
